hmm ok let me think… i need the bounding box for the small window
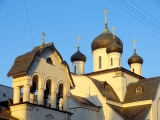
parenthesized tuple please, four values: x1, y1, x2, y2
(46, 57, 54, 65)
(111, 58, 113, 66)
(133, 68, 134, 73)
(104, 82, 109, 90)
(74, 66, 76, 74)
(136, 86, 142, 92)
(3, 93, 6, 97)
(99, 56, 102, 69)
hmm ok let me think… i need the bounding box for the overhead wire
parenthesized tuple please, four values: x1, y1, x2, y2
(110, 0, 160, 34)
(25, 0, 34, 46)
(0, 67, 8, 71)
(119, 0, 160, 30)
(129, 0, 160, 24)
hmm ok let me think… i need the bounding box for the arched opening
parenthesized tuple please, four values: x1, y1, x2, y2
(30, 75, 38, 104)
(133, 68, 134, 73)
(44, 80, 51, 107)
(99, 56, 102, 69)
(57, 83, 67, 111)
(57, 83, 63, 110)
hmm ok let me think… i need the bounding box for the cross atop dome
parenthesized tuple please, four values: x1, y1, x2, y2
(42, 32, 46, 46)
(76, 36, 81, 49)
(103, 9, 109, 25)
(111, 26, 116, 39)
(132, 39, 137, 51)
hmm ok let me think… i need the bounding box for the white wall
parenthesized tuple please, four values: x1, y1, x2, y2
(10, 103, 70, 120)
(106, 104, 124, 120)
(92, 48, 108, 72)
(71, 75, 106, 120)
(72, 61, 85, 74)
(88, 71, 139, 102)
(0, 85, 13, 102)
(69, 96, 99, 120)
(130, 63, 142, 76)
(150, 83, 160, 120)
(108, 52, 121, 69)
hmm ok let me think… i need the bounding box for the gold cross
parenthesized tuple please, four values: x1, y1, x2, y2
(76, 36, 81, 49)
(103, 9, 109, 24)
(132, 39, 137, 51)
(111, 26, 116, 38)
(42, 32, 46, 46)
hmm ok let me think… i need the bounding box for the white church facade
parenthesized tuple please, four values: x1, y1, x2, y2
(2, 11, 160, 120)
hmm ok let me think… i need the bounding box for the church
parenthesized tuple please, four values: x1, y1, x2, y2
(3, 10, 160, 120)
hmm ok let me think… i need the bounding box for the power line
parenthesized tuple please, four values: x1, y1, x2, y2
(110, 0, 160, 34)
(129, 0, 160, 24)
(0, 67, 8, 71)
(25, 0, 34, 46)
(119, 0, 160, 31)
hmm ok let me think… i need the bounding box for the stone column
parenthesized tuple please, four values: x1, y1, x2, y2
(23, 85, 30, 102)
(13, 86, 20, 104)
(51, 92, 57, 108)
(30, 93, 35, 103)
(63, 96, 68, 111)
(38, 88, 44, 105)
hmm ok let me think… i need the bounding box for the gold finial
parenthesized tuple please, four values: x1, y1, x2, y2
(132, 39, 137, 51)
(42, 32, 46, 46)
(76, 36, 81, 49)
(103, 9, 109, 25)
(111, 26, 116, 39)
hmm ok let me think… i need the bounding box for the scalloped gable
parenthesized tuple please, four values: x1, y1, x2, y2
(7, 42, 75, 87)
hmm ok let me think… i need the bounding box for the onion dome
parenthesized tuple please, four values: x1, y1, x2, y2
(106, 41, 123, 54)
(71, 48, 86, 62)
(128, 50, 143, 65)
(91, 24, 123, 52)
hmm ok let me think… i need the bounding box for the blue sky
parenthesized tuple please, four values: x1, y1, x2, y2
(0, 0, 160, 87)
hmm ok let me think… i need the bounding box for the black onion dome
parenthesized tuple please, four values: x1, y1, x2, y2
(106, 41, 123, 54)
(128, 51, 143, 65)
(71, 49, 86, 62)
(91, 24, 123, 52)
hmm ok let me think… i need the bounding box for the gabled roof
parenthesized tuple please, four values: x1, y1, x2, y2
(7, 42, 75, 87)
(90, 78, 120, 102)
(8, 43, 53, 77)
(70, 94, 97, 107)
(107, 103, 151, 120)
(124, 76, 160, 103)
(85, 67, 145, 79)
(70, 94, 101, 110)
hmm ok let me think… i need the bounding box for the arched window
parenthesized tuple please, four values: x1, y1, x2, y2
(111, 58, 113, 66)
(74, 66, 76, 74)
(46, 57, 54, 65)
(99, 56, 102, 69)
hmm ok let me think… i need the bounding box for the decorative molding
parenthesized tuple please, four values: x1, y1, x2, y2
(45, 114, 54, 120)
(115, 70, 124, 77)
(106, 99, 152, 108)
